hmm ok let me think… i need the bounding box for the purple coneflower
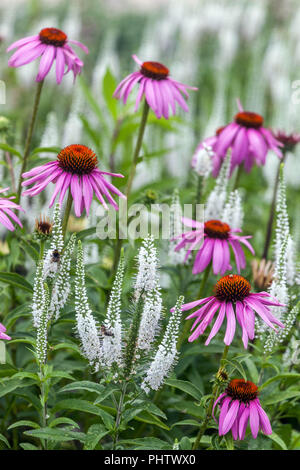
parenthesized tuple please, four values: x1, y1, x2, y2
(0, 187, 24, 231)
(113, 55, 197, 119)
(7, 27, 88, 83)
(196, 101, 283, 176)
(272, 130, 300, 153)
(180, 274, 284, 348)
(213, 379, 272, 440)
(191, 127, 225, 177)
(0, 323, 11, 341)
(174, 218, 254, 275)
(21, 144, 126, 216)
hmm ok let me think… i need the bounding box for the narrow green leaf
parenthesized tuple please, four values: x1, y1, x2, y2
(164, 378, 203, 401)
(8, 420, 40, 430)
(0, 272, 33, 292)
(24, 427, 86, 443)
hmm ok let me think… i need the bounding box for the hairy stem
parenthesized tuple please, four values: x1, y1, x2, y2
(112, 100, 150, 274)
(17, 80, 44, 203)
(192, 345, 230, 450)
(62, 190, 73, 239)
(112, 383, 127, 450)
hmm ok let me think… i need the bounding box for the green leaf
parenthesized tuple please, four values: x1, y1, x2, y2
(263, 390, 300, 405)
(8, 420, 40, 430)
(59, 380, 106, 395)
(52, 399, 114, 430)
(4, 303, 31, 329)
(45, 370, 74, 381)
(31, 146, 61, 155)
(0, 143, 22, 158)
(20, 239, 39, 262)
(260, 373, 300, 391)
(13, 371, 39, 381)
(76, 227, 96, 240)
(119, 437, 170, 450)
(179, 436, 192, 450)
(49, 417, 79, 429)
(164, 378, 203, 401)
(0, 363, 18, 378)
(19, 443, 39, 450)
(244, 358, 259, 383)
(0, 378, 35, 398)
(133, 411, 170, 430)
(102, 68, 118, 120)
(0, 432, 10, 448)
(223, 359, 247, 380)
(24, 427, 86, 443)
(83, 424, 109, 450)
(266, 432, 288, 450)
(171, 419, 200, 428)
(51, 342, 81, 354)
(0, 272, 33, 292)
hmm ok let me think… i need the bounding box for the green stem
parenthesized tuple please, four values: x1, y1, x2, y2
(112, 383, 127, 450)
(177, 264, 211, 351)
(192, 345, 230, 450)
(233, 165, 243, 190)
(111, 100, 150, 274)
(39, 240, 45, 260)
(261, 156, 286, 260)
(17, 80, 44, 203)
(62, 190, 73, 239)
(125, 99, 150, 200)
(39, 366, 48, 450)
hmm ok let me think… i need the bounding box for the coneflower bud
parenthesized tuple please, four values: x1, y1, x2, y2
(34, 215, 53, 240)
(216, 368, 228, 383)
(251, 258, 274, 290)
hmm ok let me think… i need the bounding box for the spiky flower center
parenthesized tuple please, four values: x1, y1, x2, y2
(214, 274, 251, 302)
(141, 61, 169, 80)
(35, 216, 53, 235)
(226, 379, 258, 403)
(204, 220, 230, 239)
(57, 145, 98, 175)
(235, 111, 264, 129)
(39, 28, 67, 47)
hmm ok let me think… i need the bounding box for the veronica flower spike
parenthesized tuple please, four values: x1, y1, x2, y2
(213, 379, 272, 440)
(113, 55, 197, 119)
(0, 187, 24, 231)
(7, 27, 88, 83)
(21, 144, 126, 216)
(174, 218, 254, 275)
(179, 274, 285, 348)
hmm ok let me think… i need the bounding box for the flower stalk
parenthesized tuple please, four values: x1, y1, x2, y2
(17, 80, 44, 203)
(192, 345, 230, 450)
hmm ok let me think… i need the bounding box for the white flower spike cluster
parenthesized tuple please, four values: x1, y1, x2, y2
(75, 241, 101, 369)
(101, 253, 124, 369)
(134, 235, 159, 295)
(264, 167, 298, 353)
(141, 296, 184, 394)
(49, 233, 76, 321)
(192, 143, 213, 178)
(222, 189, 244, 230)
(168, 190, 186, 266)
(136, 236, 163, 351)
(43, 204, 64, 279)
(205, 152, 231, 220)
(35, 282, 50, 366)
